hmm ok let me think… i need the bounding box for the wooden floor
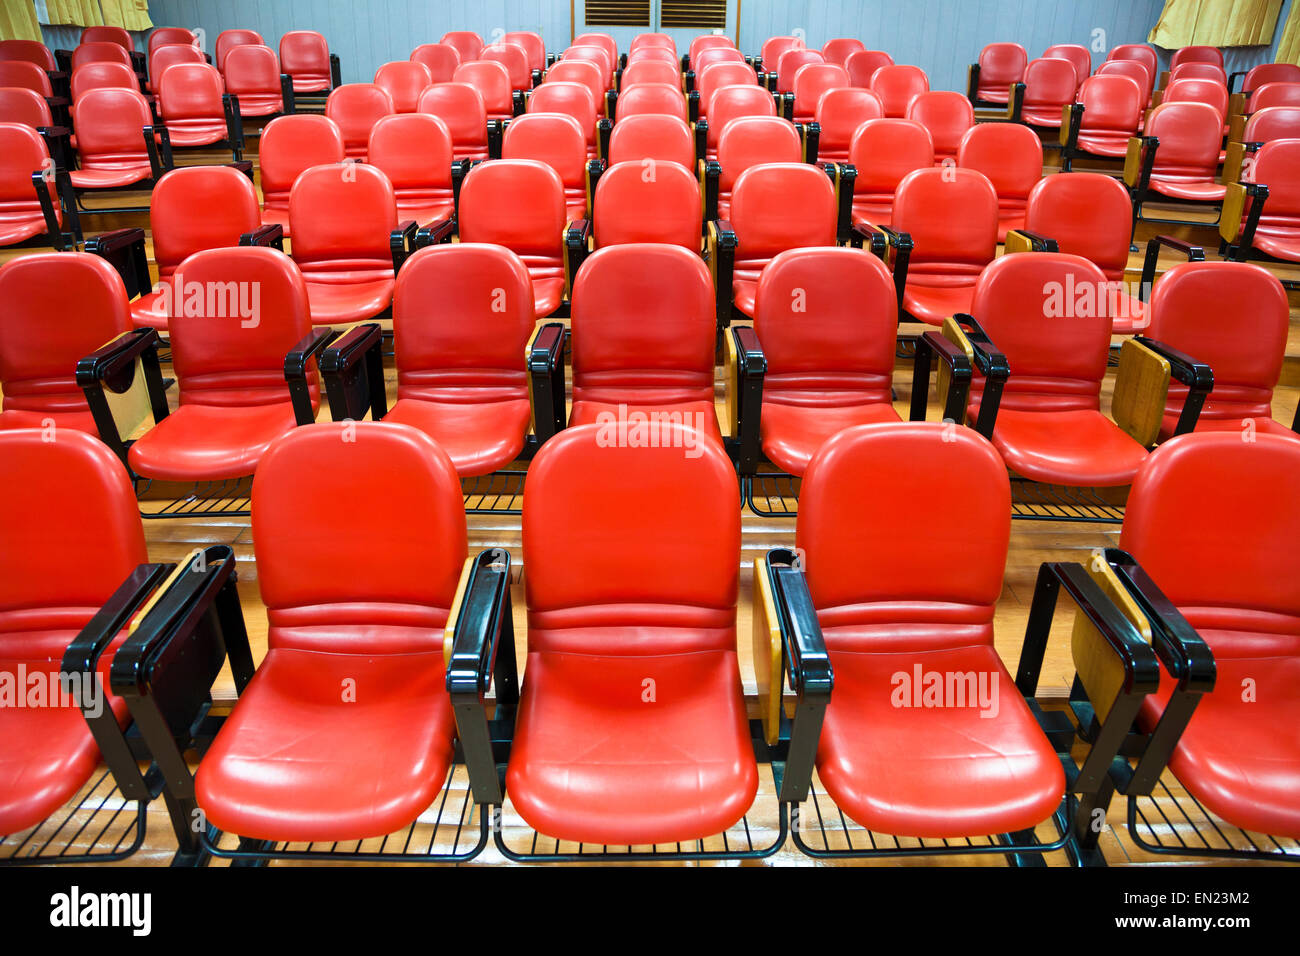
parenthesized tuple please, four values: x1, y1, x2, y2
(6, 140, 1300, 866)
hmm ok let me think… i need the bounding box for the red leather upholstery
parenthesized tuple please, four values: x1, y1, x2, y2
(956, 122, 1042, 241)
(775, 49, 823, 94)
(822, 38, 866, 66)
(0, 60, 53, 96)
(0, 429, 145, 835)
(374, 60, 432, 113)
(68, 88, 155, 189)
(906, 90, 974, 160)
(368, 113, 456, 225)
(454, 60, 513, 120)
(70, 61, 137, 101)
(279, 31, 333, 93)
(791, 62, 849, 123)
(1172, 45, 1223, 69)
(1250, 82, 1300, 112)
(1096, 59, 1154, 106)
(694, 47, 746, 76)
(593, 159, 700, 249)
(754, 248, 899, 474)
(607, 114, 694, 168)
(1107, 44, 1158, 85)
(146, 42, 203, 94)
(1044, 44, 1092, 90)
(134, 165, 263, 330)
(1162, 77, 1229, 125)
(1238, 138, 1300, 264)
(1020, 57, 1077, 127)
(509, 421, 752, 845)
(759, 36, 801, 71)
(1074, 74, 1144, 157)
(503, 112, 589, 221)
(729, 162, 837, 318)
(196, 421, 465, 842)
(870, 64, 929, 118)
(1143, 102, 1226, 201)
(481, 42, 530, 91)
(0, 252, 130, 434)
(527, 80, 599, 159)
(0, 39, 56, 71)
(1146, 261, 1291, 439)
(545, 60, 606, 122)
(258, 114, 345, 234)
(289, 162, 397, 326)
(418, 82, 490, 161)
(410, 43, 460, 84)
(1121, 433, 1300, 838)
(615, 82, 687, 121)
(716, 115, 801, 218)
(704, 83, 776, 157)
(385, 243, 534, 475)
(326, 83, 394, 160)
(148, 28, 198, 58)
(1169, 62, 1227, 86)
(1241, 63, 1300, 95)
(440, 31, 484, 64)
(814, 88, 882, 162)
(0, 122, 58, 246)
(1022, 172, 1142, 332)
(575, 32, 619, 71)
(1242, 104, 1300, 143)
(696, 61, 759, 121)
(215, 29, 263, 73)
(127, 247, 319, 481)
(223, 45, 284, 116)
(968, 253, 1147, 486)
(74, 40, 134, 75)
(505, 31, 547, 74)
(849, 118, 933, 229)
(458, 159, 567, 317)
(631, 33, 675, 56)
(797, 422, 1065, 837)
(0, 88, 53, 128)
(157, 63, 229, 147)
(845, 50, 893, 88)
(974, 42, 1028, 104)
(568, 244, 720, 446)
(565, 44, 615, 89)
(892, 167, 998, 325)
(620, 58, 681, 90)
(626, 45, 678, 67)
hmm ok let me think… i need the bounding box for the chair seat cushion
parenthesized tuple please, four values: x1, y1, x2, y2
(165, 119, 229, 147)
(68, 164, 154, 189)
(569, 398, 724, 449)
(289, 75, 331, 93)
(303, 276, 394, 325)
(505, 649, 758, 845)
(816, 644, 1065, 838)
(233, 93, 282, 116)
(1158, 410, 1297, 443)
(531, 276, 566, 318)
(760, 400, 900, 475)
(984, 406, 1147, 486)
(0, 407, 99, 435)
(1147, 176, 1226, 202)
(394, 198, 456, 225)
(1076, 131, 1131, 157)
(195, 646, 456, 842)
(902, 282, 977, 325)
(385, 397, 531, 476)
(0, 211, 49, 245)
(1252, 229, 1300, 264)
(127, 402, 305, 482)
(130, 288, 170, 330)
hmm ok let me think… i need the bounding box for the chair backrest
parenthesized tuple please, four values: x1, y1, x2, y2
(454, 60, 512, 116)
(151, 164, 262, 278)
(1023, 172, 1133, 280)
(374, 60, 432, 113)
(82, 25, 132, 50)
(215, 29, 264, 72)
(574, 32, 618, 72)
(0, 40, 56, 72)
(502, 112, 587, 192)
(223, 44, 282, 101)
(481, 42, 531, 90)
(616, 81, 687, 121)
(706, 84, 778, 151)
(870, 64, 929, 117)
(1163, 76, 1229, 119)
(440, 31, 484, 63)
(0, 121, 53, 207)
(1096, 58, 1154, 103)
(168, 246, 316, 408)
(607, 113, 694, 168)
(418, 82, 489, 157)
(775, 49, 824, 92)
(1172, 45, 1223, 69)
(718, 115, 801, 191)
(844, 49, 894, 88)
(259, 114, 346, 208)
(977, 42, 1028, 91)
(0, 61, 52, 96)
(697, 61, 759, 118)
(544, 60, 605, 118)
(822, 38, 866, 66)
(1077, 74, 1144, 133)
(849, 118, 934, 199)
(1249, 82, 1300, 114)
(393, 243, 535, 402)
(410, 43, 461, 84)
(792, 62, 849, 117)
(760, 36, 802, 69)
(626, 45, 679, 67)
(1043, 44, 1091, 86)
(325, 83, 395, 158)
(279, 30, 332, 86)
(1145, 101, 1223, 177)
(157, 62, 225, 122)
(288, 162, 397, 267)
(70, 88, 152, 167)
(815, 87, 884, 154)
(253, 420, 466, 654)
(0, 87, 52, 127)
(693, 46, 746, 76)
(1242, 62, 1300, 94)
(631, 33, 675, 55)
(505, 31, 547, 74)
(891, 167, 998, 274)
(730, 162, 837, 259)
(906, 89, 974, 157)
(692, 34, 736, 64)
(526, 80, 597, 145)
(1249, 137, 1300, 215)
(593, 159, 701, 249)
(621, 58, 680, 89)
(71, 60, 139, 101)
(458, 159, 565, 258)
(796, 423, 1010, 645)
(75, 40, 135, 75)
(147, 41, 204, 92)
(367, 112, 454, 193)
(1169, 62, 1227, 86)
(1107, 44, 1157, 79)
(564, 45, 614, 86)
(956, 121, 1042, 205)
(148, 27, 197, 57)
(1022, 56, 1077, 108)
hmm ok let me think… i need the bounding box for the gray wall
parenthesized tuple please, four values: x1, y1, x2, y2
(135, 0, 1291, 90)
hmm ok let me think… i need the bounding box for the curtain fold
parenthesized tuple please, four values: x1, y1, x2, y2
(44, 0, 104, 26)
(1148, 0, 1283, 47)
(0, 0, 43, 41)
(1277, 0, 1300, 63)
(99, 0, 150, 31)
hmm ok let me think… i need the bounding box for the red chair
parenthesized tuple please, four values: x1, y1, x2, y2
(69, 60, 137, 100)
(1044, 43, 1092, 90)
(1128, 102, 1226, 211)
(147, 28, 198, 59)
(527, 80, 604, 160)
(503, 112, 591, 221)
(906, 90, 973, 161)
(455, 60, 518, 121)
(956, 121, 1042, 241)
(279, 30, 338, 94)
(1223, 138, 1300, 267)
(1169, 62, 1227, 86)
(1061, 74, 1144, 170)
(223, 44, 286, 118)
(847, 118, 934, 230)
(289, 163, 409, 326)
(563, 45, 615, 91)
(814, 87, 883, 162)
(505, 31, 547, 77)
(418, 82, 492, 162)
(968, 42, 1027, 106)
(791, 62, 849, 124)
(593, 159, 701, 250)
(631, 33, 675, 56)
(1096, 59, 1155, 110)
(709, 115, 802, 220)
(574, 33, 618, 76)
(1232, 62, 1300, 98)
(546, 58, 608, 119)
(692, 46, 746, 84)
(132, 165, 264, 330)
(1107, 44, 1158, 85)
(0, 121, 67, 249)
(773, 49, 824, 96)
(67, 88, 166, 198)
(75, 41, 135, 76)
(606, 113, 694, 169)
(620, 58, 681, 90)
(0, 252, 130, 433)
(759, 36, 802, 73)
(0, 60, 55, 97)
(700, 84, 778, 159)
(693, 60, 761, 123)
(326, 83, 394, 159)
(1016, 57, 1077, 127)
(1160, 77, 1229, 127)
(82, 25, 132, 50)
(870, 64, 928, 117)
(614, 82, 687, 121)
(374, 60, 432, 113)
(822, 38, 866, 66)
(215, 29, 263, 72)
(258, 114, 345, 234)
(845, 49, 893, 88)
(482, 42, 531, 91)
(1246, 81, 1300, 113)
(367, 113, 458, 225)
(457, 159, 572, 318)
(626, 45, 678, 67)
(157, 62, 243, 159)
(0, 88, 53, 128)
(441, 31, 484, 64)
(410, 43, 460, 84)
(1171, 45, 1223, 69)
(0, 39, 56, 71)
(145, 42, 203, 94)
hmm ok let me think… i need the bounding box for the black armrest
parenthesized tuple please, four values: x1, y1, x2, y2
(683, 68, 696, 94)
(76, 328, 170, 467)
(279, 73, 296, 114)
(605, 87, 617, 120)
(1138, 235, 1204, 301)
(221, 93, 245, 159)
(37, 124, 73, 171)
(1061, 102, 1084, 169)
(730, 326, 766, 475)
(228, 160, 255, 182)
(1130, 335, 1214, 435)
(1126, 135, 1158, 209)
(320, 322, 387, 424)
(597, 117, 612, 161)
(702, 159, 720, 223)
(1231, 181, 1269, 262)
(1008, 81, 1026, 123)
(1227, 70, 1246, 94)
(780, 91, 795, 122)
(688, 90, 701, 124)
(966, 63, 981, 104)
(850, 222, 888, 257)
(447, 549, 520, 804)
(585, 158, 604, 214)
(954, 313, 1009, 440)
(238, 222, 284, 250)
(142, 125, 174, 178)
(415, 217, 456, 249)
(487, 119, 504, 159)
(284, 328, 338, 426)
(711, 218, 737, 331)
(693, 117, 707, 164)
(452, 160, 471, 219)
(31, 169, 72, 251)
(330, 53, 342, 90)
(910, 329, 973, 424)
(1006, 228, 1059, 252)
(762, 548, 833, 803)
(512, 89, 527, 117)
(872, 224, 913, 314)
(531, 68, 543, 88)
(55, 49, 73, 72)
(528, 322, 566, 442)
(85, 227, 151, 299)
(390, 219, 418, 272)
(830, 161, 856, 245)
(565, 219, 591, 293)
(801, 120, 820, 164)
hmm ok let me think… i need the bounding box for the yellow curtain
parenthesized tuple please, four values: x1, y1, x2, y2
(1277, 0, 1300, 63)
(45, 0, 104, 26)
(99, 0, 151, 31)
(0, 0, 42, 40)
(1148, 0, 1283, 47)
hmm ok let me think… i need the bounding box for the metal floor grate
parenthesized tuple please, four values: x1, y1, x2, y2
(136, 478, 253, 519)
(1127, 778, 1300, 863)
(0, 770, 147, 865)
(462, 470, 527, 515)
(745, 473, 801, 517)
(1010, 480, 1126, 523)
